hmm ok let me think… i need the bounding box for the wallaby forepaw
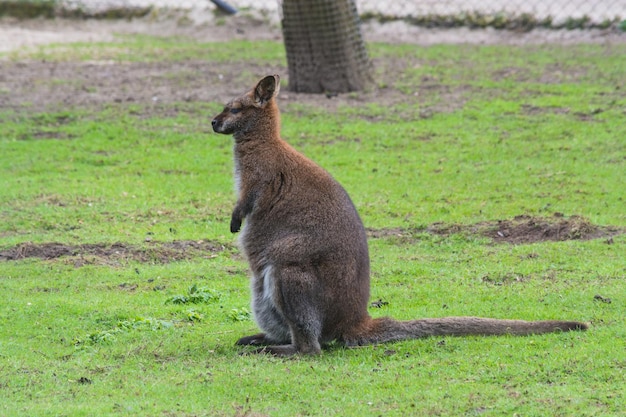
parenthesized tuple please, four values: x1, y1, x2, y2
(230, 217, 242, 233)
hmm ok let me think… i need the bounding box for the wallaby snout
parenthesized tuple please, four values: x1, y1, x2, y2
(211, 117, 222, 133)
(211, 111, 233, 135)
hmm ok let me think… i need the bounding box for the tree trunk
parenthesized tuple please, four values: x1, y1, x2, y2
(281, 0, 372, 94)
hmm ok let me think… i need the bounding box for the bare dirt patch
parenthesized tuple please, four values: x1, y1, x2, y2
(479, 214, 622, 244)
(369, 215, 624, 244)
(0, 60, 284, 114)
(0, 239, 227, 266)
(1, 216, 621, 267)
(0, 57, 460, 118)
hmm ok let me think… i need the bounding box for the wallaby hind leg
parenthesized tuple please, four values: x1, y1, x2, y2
(242, 266, 292, 346)
(248, 264, 324, 356)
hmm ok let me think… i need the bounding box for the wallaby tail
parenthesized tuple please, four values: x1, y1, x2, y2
(343, 316, 587, 346)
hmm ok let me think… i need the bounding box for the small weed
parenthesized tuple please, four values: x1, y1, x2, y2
(165, 284, 221, 305)
(73, 317, 173, 346)
(73, 329, 120, 346)
(117, 317, 174, 331)
(228, 308, 251, 322)
(186, 309, 204, 322)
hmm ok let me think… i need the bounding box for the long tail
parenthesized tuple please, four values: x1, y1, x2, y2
(344, 316, 587, 346)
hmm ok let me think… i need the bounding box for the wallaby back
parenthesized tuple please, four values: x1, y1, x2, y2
(212, 75, 587, 356)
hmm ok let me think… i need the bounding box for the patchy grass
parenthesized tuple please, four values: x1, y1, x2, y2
(5, 35, 287, 64)
(0, 34, 625, 416)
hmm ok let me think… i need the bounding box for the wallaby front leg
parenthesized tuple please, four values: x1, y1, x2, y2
(230, 191, 257, 233)
(230, 207, 243, 233)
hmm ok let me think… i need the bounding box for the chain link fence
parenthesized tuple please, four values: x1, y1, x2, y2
(2, 0, 626, 29)
(358, 0, 626, 29)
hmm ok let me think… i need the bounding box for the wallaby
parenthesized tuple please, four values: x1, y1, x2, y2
(211, 75, 587, 356)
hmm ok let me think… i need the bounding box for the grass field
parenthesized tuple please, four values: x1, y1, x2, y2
(1, 30, 625, 416)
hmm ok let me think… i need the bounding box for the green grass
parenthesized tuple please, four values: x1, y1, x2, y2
(1, 35, 625, 416)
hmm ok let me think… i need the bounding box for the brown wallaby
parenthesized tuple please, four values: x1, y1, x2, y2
(211, 74, 587, 356)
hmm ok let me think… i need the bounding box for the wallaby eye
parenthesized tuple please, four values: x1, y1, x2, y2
(230, 108, 242, 114)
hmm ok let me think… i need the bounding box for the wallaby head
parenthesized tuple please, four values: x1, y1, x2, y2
(212, 74, 280, 137)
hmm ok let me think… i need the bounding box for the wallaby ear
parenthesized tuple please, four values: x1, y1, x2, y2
(254, 75, 280, 105)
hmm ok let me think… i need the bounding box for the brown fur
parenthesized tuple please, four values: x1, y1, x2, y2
(211, 75, 587, 356)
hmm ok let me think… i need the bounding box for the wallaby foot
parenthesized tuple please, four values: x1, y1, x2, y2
(251, 345, 299, 356)
(236, 332, 323, 356)
(235, 335, 297, 356)
(236, 333, 271, 346)
(246, 344, 320, 356)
